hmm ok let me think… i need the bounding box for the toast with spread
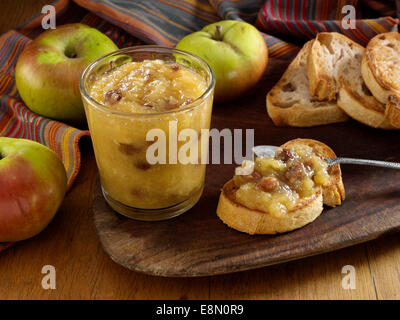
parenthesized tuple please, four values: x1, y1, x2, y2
(216, 139, 345, 234)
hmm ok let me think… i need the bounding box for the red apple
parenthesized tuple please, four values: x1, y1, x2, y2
(0, 137, 67, 242)
(15, 23, 119, 124)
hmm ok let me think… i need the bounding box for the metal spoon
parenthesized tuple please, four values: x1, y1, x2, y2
(252, 145, 400, 169)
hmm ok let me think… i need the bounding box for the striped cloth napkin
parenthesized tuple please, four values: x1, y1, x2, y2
(0, 0, 398, 251)
(74, 0, 399, 58)
(0, 0, 140, 191)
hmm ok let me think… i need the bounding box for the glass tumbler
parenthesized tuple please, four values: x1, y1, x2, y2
(80, 46, 215, 221)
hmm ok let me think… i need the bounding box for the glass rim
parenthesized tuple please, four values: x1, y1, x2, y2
(79, 45, 215, 117)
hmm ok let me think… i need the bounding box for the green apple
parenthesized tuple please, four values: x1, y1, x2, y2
(15, 23, 118, 124)
(0, 137, 67, 242)
(176, 20, 268, 102)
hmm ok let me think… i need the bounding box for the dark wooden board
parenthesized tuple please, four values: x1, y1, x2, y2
(92, 58, 400, 277)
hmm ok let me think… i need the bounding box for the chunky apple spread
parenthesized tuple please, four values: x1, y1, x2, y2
(89, 59, 207, 113)
(233, 145, 330, 218)
(84, 58, 213, 212)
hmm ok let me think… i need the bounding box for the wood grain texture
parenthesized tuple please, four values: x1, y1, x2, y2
(366, 234, 400, 299)
(93, 60, 400, 277)
(209, 244, 377, 300)
(1, 1, 400, 299)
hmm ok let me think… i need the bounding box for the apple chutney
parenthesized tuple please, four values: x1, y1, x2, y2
(80, 47, 215, 220)
(89, 59, 207, 113)
(233, 145, 330, 218)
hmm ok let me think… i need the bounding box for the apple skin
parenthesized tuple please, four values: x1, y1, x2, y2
(176, 20, 268, 102)
(15, 23, 119, 125)
(0, 137, 67, 242)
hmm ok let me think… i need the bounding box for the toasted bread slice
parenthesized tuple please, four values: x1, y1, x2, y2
(266, 40, 348, 127)
(280, 139, 345, 207)
(308, 33, 363, 101)
(361, 32, 400, 127)
(306, 32, 395, 129)
(337, 47, 396, 129)
(216, 139, 345, 235)
(217, 180, 323, 235)
(337, 82, 395, 129)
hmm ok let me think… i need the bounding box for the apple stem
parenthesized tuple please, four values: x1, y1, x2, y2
(215, 25, 222, 41)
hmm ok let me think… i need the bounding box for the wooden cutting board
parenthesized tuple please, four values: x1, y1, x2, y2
(93, 58, 400, 277)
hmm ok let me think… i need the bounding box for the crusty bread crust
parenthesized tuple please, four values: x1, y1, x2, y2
(266, 40, 348, 127)
(385, 94, 400, 128)
(217, 180, 323, 235)
(338, 84, 396, 129)
(361, 32, 400, 127)
(216, 139, 345, 235)
(361, 54, 388, 104)
(266, 95, 348, 127)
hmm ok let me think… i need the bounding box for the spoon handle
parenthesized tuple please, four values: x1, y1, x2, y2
(326, 157, 400, 169)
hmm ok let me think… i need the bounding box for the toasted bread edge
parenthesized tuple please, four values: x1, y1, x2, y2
(216, 180, 324, 235)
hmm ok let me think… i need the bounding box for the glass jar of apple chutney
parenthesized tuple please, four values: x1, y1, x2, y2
(80, 46, 215, 221)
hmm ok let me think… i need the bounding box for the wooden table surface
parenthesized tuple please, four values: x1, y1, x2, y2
(0, 1, 399, 300)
